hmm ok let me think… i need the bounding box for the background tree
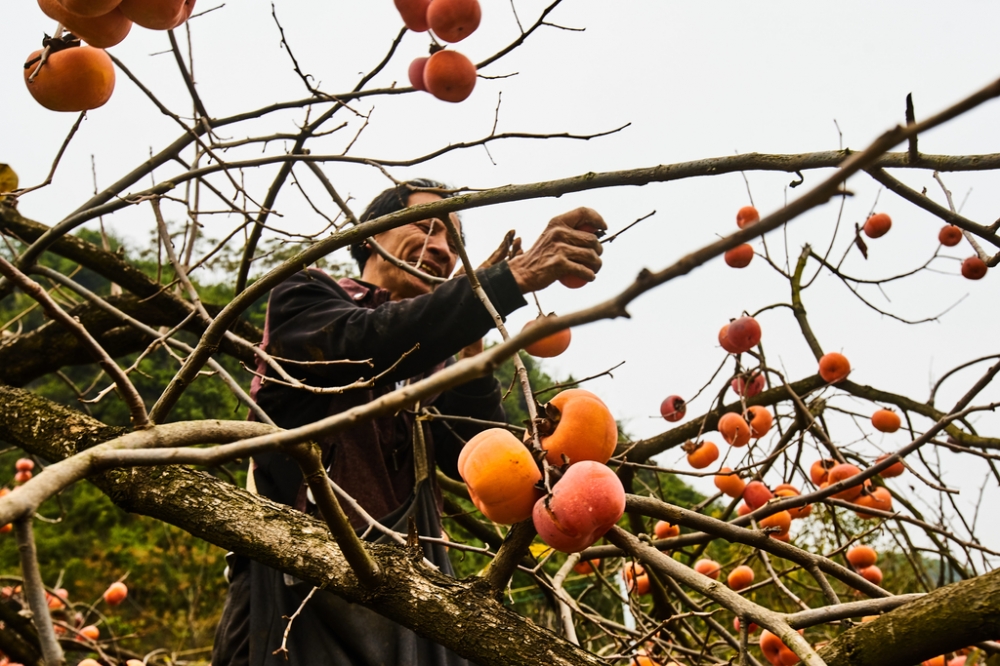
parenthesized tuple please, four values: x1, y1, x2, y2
(2, 2, 1000, 666)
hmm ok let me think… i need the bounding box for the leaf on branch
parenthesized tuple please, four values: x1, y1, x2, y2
(854, 222, 869, 260)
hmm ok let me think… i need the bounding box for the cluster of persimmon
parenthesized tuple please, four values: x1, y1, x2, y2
(0, 459, 37, 533)
(396, 0, 481, 102)
(724, 206, 759, 268)
(24, 0, 194, 112)
(458, 388, 624, 553)
(0, 581, 130, 666)
(810, 453, 900, 522)
(864, 212, 988, 281)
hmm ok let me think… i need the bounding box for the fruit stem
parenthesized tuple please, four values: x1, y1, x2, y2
(27, 24, 65, 84)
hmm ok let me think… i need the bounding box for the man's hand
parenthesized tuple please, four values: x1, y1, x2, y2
(454, 229, 523, 277)
(507, 207, 606, 294)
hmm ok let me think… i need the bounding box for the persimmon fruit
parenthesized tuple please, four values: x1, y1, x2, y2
(876, 453, 905, 478)
(622, 562, 650, 595)
(24, 45, 115, 112)
(719, 316, 761, 354)
(533, 461, 625, 553)
(61, 0, 123, 17)
(684, 440, 719, 469)
(573, 558, 599, 575)
(853, 486, 893, 519)
(938, 225, 963, 246)
(458, 428, 542, 524)
(36, 0, 132, 48)
(714, 467, 745, 498)
(394, 0, 431, 31)
(733, 617, 758, 633)
(423, 49, 477, 103)
(743, 481, 773, 510)
(871, 408, 901, 433)
(773, 486, 811, 519)
(14, 470, 32, 484)
(827, 463, 865, 500)
(718, 412, 751, 447)
(858, 564, 883, 585)
(736, 205, 759, 229)
(810, 458, 835, 485)
(731, 371, 765, 398)
(102, 581, 128, 606)
(724, 244, 754, 268)
(659, 395, 686, 422)
(759, 510, 792, 538)
(15, 458, 34, 472)
(539, 389, 618, 466)
(846, 544, 877, 569)
(694, 558, 721, 579)
(961, 256, 987, 280)
(760, 629, 803, 666)
(408, 57, 428, 91)
(522, 316, 571, 358)
(863, 212, 892, 238)
(653, 520, 680, 539)
(426, 0, 481, 43)
(746, 407, 772, 438)
(727, 565, 754, 591)
(117, 0, 188, 30)
(818, 352, 851, 383)
(80, 625, 100, 640)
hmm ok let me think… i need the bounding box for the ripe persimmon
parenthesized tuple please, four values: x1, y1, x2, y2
(659, 395, 686, 422)
(863, 212, 892, 238)
(694, 558, 721, 579)
(961, 256, 987, 280)
(684, 440, 719, 469)
(24, 44, 116, 112)
(408, 57, 428, 91)
(423, 49, 477, 103)
(827, 463, 864, 500)
(731, 371, 765, 398)
(875, 453, 905, 478)
(458, 428, 542, 524)
(773, 486, 811, 519)
(79, 625, 100, 640)
(15, 458, 34, 472)
(736, 205, 759, 229)
(117, 0, 187, 29)
(818, 352, 850, 383)
(36, 0, 132, 48)
(939, 225, 963, 246)
(720, 316, 761, 354)
(810, 458, 836, 485)
(102, 581, 128, 606)
(760, 629, 803, 666)
(426, 0, 481, 43)
(394, 0, 432, 31)
(727, 565, 754, 591)
(522, 316, 571, 358)
(743, 480, 773, 510)
(61, 0, 122, 17)
(653, 520, 680, 539)
(573, 558, 599, 575)
(718, 412, 751, 447)
(714, 467, 745, 498)
(733, 617, 758, 633)
(871, 408, 901, 433)
(853, 486, 893, 519)
(623, 562, 650, 595)
(746, 407, 772, 438)
(737, 501, 751, 516)
(540, 389, 618, 466)
(858, 564, 883, 585)
(759, 510, 791, 538)
(724, 244, 754, 268)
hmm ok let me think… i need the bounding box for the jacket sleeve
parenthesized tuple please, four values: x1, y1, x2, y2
(264, 261, 526, 389)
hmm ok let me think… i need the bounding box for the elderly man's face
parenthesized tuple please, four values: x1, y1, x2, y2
(361, 192, 461, 300)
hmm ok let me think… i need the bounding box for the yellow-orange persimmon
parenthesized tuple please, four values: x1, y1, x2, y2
(683, 440, 719, 469)
(24, 45, 115, 112)
(458, 428, 542, 524)
(713, 467, 745, 498)
(653, 520, 680, 539)
(522, 316, 571, 358)
(727, 565, 754, 591)
(426, 0, 481, 43)
(871, 408, 901, 433)
(746, 406, 773, 438)
(540, 389, 618, 466)
(718, 412, 751, 447)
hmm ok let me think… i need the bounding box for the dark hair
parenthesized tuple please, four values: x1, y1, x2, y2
(349, 178, 463, 273)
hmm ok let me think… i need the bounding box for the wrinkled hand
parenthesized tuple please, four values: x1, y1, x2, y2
(507, 207, 606, 293)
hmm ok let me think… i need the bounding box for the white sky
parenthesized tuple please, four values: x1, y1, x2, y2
(4, 1, 1000, 559)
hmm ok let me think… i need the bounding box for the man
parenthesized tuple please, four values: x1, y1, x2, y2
(213, 179, 605, 666)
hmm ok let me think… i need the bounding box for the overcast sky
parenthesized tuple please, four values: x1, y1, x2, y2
(5, 1, 1000, 556)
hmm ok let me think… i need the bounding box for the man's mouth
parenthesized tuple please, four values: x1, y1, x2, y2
(411, 260, 439, 278)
